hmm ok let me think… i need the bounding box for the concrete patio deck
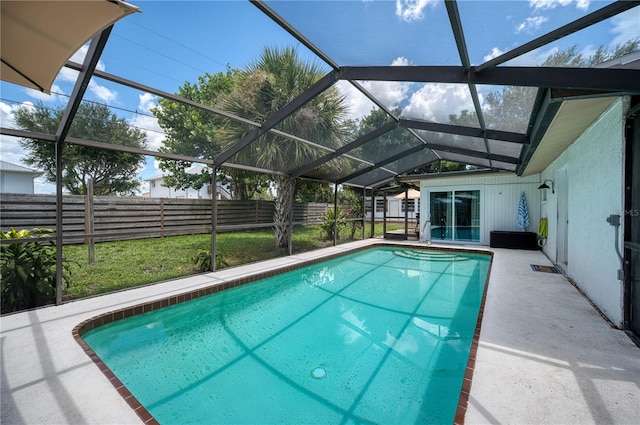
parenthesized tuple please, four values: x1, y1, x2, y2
(1, 240, 638, 424)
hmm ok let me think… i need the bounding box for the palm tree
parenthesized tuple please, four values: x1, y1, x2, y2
(219, 46, 348, 248)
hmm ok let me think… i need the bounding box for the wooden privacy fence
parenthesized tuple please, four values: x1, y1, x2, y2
(0, 194, 335, 244)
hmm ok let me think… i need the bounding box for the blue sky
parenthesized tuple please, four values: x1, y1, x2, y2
(1, 0, 638, 194)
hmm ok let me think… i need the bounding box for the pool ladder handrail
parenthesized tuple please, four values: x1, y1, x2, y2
(420, 220, 431, 245)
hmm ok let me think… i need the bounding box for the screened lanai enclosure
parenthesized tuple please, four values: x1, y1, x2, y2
(1, 0, 639, 305)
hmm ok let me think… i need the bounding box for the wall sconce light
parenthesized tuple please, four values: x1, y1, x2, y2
(538, 179, 554, 193)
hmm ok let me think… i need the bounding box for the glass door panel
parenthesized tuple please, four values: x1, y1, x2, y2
(455, 190, 480, 242)
(430, 191, 453, 241)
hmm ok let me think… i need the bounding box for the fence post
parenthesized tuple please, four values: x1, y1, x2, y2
(404, 189, 409, 239)
(370, 189, 375, 238)
(362, 187, 366, 240)
(85, 179, 95, 264)
(383, 191, 387, 236)
(160, 198, 165, 238)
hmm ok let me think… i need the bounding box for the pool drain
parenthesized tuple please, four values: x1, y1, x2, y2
(311, 367, 326, 379)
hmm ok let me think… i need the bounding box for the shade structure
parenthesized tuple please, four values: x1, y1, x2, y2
(517, 192, 530, 231)
(393, 189, 420, 199)
(0, 0, 139, 93)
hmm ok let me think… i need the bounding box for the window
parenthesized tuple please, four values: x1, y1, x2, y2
(376, 199, 385, 213)
(401, 199, 415, 212)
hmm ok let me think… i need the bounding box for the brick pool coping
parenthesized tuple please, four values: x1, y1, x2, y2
(72, 243, 493, 425)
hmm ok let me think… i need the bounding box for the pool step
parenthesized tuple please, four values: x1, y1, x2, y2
(392, 250, 471, 262)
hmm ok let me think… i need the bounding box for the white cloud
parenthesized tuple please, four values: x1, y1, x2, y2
(360, 79, 412, 110)
(402, 83, 475, 123)
(336, 56, 414, 119)
(529, 0, 589, 10)
(54, 44, 116, 103)
(152, 159, 163, 175)
(359, 57, 413, 111)
(69, 44, 106, 71)
(483, 47, 506, 62)
(138, 92, 157, 114)
(0, 100, 34, 152)
(88, 80, 118, 103)
(390, 56, 411, 67)
(576, 0, 590, 9)
(25, 84, 65, 103)
(0, 135, 27, 170)
(395, 0, 438, 22)
(611, 8, 640, 46)
(335, 81, 377, 120)
(503, 45, 563, 66)
(515, 16, 548, 33)
(129, 93, 165, 151)
(57, 66, 79, 84)
(0, 101, 17, 127)
(57, 44, 106, 83)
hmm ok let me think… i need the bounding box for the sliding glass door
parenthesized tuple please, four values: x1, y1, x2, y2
(429, 189, 480, 242)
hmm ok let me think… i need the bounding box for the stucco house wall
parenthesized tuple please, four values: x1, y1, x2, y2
(415, 98, 627, 326)
(540, 98, 627, 326)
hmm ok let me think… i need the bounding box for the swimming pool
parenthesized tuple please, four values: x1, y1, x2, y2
(79, 246, 491, 424)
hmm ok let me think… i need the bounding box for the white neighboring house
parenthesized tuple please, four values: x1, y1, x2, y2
(0, 161, 43, 194)
(365, 189, 420, 221)
(145, 165, 231, 199)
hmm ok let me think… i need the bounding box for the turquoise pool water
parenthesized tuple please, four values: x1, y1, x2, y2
(83, 247, 491, 424)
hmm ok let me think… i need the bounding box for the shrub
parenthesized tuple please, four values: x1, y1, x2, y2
(1, 228, 71, 314)
(193, 249, 228, 272)
(319, 207, 347, 241)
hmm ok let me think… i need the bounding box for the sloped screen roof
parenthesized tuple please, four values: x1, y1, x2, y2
(1, 0, 639, 189)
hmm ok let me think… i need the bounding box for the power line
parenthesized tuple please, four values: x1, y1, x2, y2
(112, 34, 212, 76)
(101, 53, 187, 86)
(123, 20, 229, 70)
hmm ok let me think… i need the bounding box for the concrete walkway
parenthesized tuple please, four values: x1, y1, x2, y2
(465, 248, 640, 424)
(1, 241, 638, 424)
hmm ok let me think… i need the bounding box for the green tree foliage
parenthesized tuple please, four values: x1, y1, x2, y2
(345, 107, 430, 182)
(219, 46, 348, 247)
(451, 39, 640, 135)
(355, 108, 415, 158)
(153, 70, 270, 200)
(352, 108, 468, 176)
(15, 102, 147, 195)
(295, 180, 334, 203)
(409, 160, 468, 175)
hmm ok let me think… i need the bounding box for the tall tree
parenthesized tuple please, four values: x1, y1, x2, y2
(15, 102, 147, 195)
(219, 46, 348, 247)
(153, 70, 270, 200)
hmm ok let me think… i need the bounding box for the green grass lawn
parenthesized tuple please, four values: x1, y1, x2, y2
(62, 223, 404, 300)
